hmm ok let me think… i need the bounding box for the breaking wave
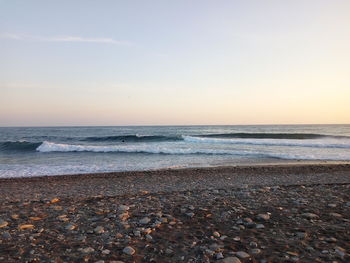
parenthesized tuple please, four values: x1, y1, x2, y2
(183, 136, 350, 149)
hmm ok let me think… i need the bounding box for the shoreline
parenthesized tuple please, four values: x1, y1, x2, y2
(1, 162, 350, 202)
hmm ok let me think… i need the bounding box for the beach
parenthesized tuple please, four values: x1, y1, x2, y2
(1, 163, 349, 262)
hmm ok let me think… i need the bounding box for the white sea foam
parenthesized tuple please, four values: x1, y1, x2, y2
(183, 136, 350, 149)
(34, 141, 350, 161)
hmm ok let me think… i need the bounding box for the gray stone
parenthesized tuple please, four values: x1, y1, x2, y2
(0, 219, 8, 228)
(236, 251, 250, 259)
(139, 217, 151, 224)
(218, 257, 242, 263)
(79, 247, 95, 253)
(257, 213, 270, 221)
(301, 213, 319, 219)
(65, 224, 76, 231)
(94, 226, 104, 234)
(216, 252, 224, 259)
(118, 205, 129, 212)
(123, 246, 135, 255)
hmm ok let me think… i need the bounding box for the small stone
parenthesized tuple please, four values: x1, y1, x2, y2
(19, 224, 34, 230)
(327, 203, 337, 208)
(329, 212, 342, 218)
(236, 251, 250, 259)
(139, 217, 151, 224)
(123, 246, 135, 255)
(80, 247, 95, 253)
(257, 214, 270, 221)
(302, 213, 319, 219)
(233, 236, 241, 241)
(95, 261, 104, 263)
(94, 226, 104, 234)
(0, 219, 8, 228)
(249, 242, 258, 248)
(118, 212, 129, 221)
(256, 224, 265, 229)
(165, 248, 173, 254)
(213, 231, 221, 238)
(295, 232, 307, 239)
(251, 249, 262, 255)
(186, 212, 195, 217)
(133, 230, 141, 237)
(218, 257, 242, 263)
(65, 224, 76, 231)
(118, 205, 129, 212)
(216, 252, 224, 259)
(2, 231, 11, 240)
(102, 249, 110, 255)
(146, 234, 153, 241)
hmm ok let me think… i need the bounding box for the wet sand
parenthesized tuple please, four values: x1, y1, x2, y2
(0, 163, 350, 262)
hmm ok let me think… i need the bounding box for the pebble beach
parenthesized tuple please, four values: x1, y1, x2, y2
(0, 164, 349, 262)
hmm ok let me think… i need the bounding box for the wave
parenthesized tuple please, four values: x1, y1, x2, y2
(195, 132, 347, 140)
(34, 142, 350, 161)
(0, 141, 42, 152)
(82, 134, 182, 142)
(183, 136, 350, 149)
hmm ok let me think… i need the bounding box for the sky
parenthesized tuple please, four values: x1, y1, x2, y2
(0, 0, 349, 126)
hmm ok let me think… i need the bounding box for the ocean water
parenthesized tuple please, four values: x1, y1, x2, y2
(0, 125, 349, 178)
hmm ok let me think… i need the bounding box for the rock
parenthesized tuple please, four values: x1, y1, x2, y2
(218, 257, 242, 263)
(118, 212, 129, 221)
(295, 232, 307, 239)
(139, 217, 151, 224)
(256, 224, 265, 229)
(216, 252, 224, 259)
(165, 248, 173, 254)
(123, 246, 135, 255)
(236, 251, 250, 259)
(118, 205, 129, 212)
(102, 249, 110, 255)
(249, 241, 258, 248)
(65, 224, 76, 231)
(257, 214, 270, 221)
(94, 226, 104, 234)
(2, 231, 11, 240)
(19, 224, 34, 230)
(329, 212, 342, 218)
(95, 261, 105, 263)
(301, 213, 319, 219)
(133, 230, 141, 237)
(146, 234, 153, 241)
(250, 248, 262, 255)
(110, 262, 125, 263)
(79, 247, 95, 253)
(327, 203, 337, 208)
(213, 231, 221, 238)
(0, 219, 8, 228)
(186, 212, 195, 217)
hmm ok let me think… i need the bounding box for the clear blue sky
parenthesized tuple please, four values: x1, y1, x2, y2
(1, 0, 349, 126)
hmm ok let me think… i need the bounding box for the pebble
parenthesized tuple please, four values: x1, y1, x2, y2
(295, 232, 307, 239)
(123, 246, 135, 255)
(236, 251, 250, 259)
(329, 212, 342, 218)
(65, 224, 76, 231)
(79, 247, 95, 253)
(118, 205, 129, 212)
(2, 231, 11, 239)
(257, 213, 270, 221)
(186, 212, 195, 217)
(102, 249, 110, 255)
(256, 224, 265, 229)
(301, 213, 319, 219)
(139, 217, 151, 224)
(216, 252, 224, 259)
(94, 226, 104, 234)
(213, 231, 221, 238)
(146, 234, 153, 241)
(0, 219, 8, 228)
(218, 257, 242, 263)
(251, 248, 262, 255)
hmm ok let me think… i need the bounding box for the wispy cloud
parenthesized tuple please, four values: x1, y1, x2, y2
(0, 33, 133, 46)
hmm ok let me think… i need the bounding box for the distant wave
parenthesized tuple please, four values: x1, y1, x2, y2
(0, 141, 41, 152)
(35, 141, 350, 161)
(195, 132, 347, 140)
(82, 134, 182, 142)
(183, 136, 350, 148)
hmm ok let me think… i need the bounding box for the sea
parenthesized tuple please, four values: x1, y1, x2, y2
(0, 125, 349, 178)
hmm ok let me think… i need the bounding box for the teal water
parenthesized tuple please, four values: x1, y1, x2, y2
(0, 125, 349, 178)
